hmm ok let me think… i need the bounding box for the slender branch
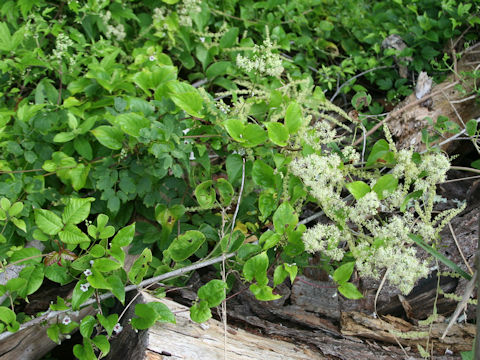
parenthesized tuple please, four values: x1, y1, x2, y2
(0, 252, 236, 342)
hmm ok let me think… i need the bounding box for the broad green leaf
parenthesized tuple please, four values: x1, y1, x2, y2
(167, 230, 205, 262)
(226, 154, 243, 185)
(284, 264, 298, 284)
(18, 265, 44, 298)
(198, 280, 227, 307)
(345, 181, 371, 200)
(259, 230, 281, 251)
(285, 102, 303, 134)
(97, 313, 118, 337)
(0, 306, 16, 324)
(252, 160, 275, 188)
(466, 119, 477, 137)
(258, 192, 276, 220)
(35, 209, 63, 235)
(87, 269, 112, 290)
(92, 335, 110, 355)
(338, 282, 363, 299)
(8, 202, 23, 217)
(80, 315, 96, 338)
(70, 164, 90, 191)
(272, 202, 298, 235)
(206, 61, 231, 79)
(62, 197, 94, 225)
(115, 113, 150, 137)
(59, 224, 89, 245)
(366, 139, 393, 166)
(93, 258, 122, 272)
(111, 223, 135, 247)
(333, 262, 355, 284)
(223, 119, 245, 143)
(400, 190, 423, 212)
(53, 132, 76, 143)
(91, 125, 124, 150)
(273, 265, 289, 288)
(107, 275, 125, 304)
(195, 180, 215, 208)
(128, 248, 152, 285)
(190, 300, 211, 323)
(372, 174, 398, 200)
(243, 124, 267, 147)
(9, 247, 42, 265)
(167, 81, 204, 118)
(73, 339, 96, 360)
(266, 122, 289, 146)
(72, 281, 95, 310)
(47, 324, 60, 345)
(11, 218, 26, 232)
(408, 234, 472, 280)
(219, 27, 239, 48)
(74, 137, 93, 161)
(6, 278, 27, 292)
(243, 252, 269, 285)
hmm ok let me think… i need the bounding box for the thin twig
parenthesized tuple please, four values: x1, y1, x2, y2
(330, 66, 392, 102)
(448, 222, 473, 275)
(440, 174, 480, 184)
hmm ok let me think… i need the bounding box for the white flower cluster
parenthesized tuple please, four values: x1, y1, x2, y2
(177, 0, 202, 27)
(291, 134, 461, 294)
(52, 33, 73, 60)
(100, 10, 126, 41)
(236, 39, 284, 77)
(303, 121, 338, 151)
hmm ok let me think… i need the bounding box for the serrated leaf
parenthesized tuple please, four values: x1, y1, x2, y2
(167, 81, 204, 118)
(34, 209, 63, 235)
(59, 224, 90, 245)
(62, 197, 94, 225)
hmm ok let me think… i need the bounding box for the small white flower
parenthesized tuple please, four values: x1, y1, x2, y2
(84, 269, 92, 276)
(199, 37, 205, 43)
(80, 283, 90, 292)
(149, 55, 156, 61)
(89, 260, 94, 266)
(113, 323, 123, 334)
(62, 316, 71, 325)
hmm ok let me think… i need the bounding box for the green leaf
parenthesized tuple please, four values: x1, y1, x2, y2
(338, 282, 364, 299)
(259, 230, 281, 251)
(471, 159, 480, 170)
(215, 178, 234, 206)
(345, 181, 371, 200)
(167, 81, 204, 118)
(74, 137, 93, 160)
(366, 139, 393, 166)
(408, 234, 472, 280)
(9, 247, 42, 265)
(44, 263, 74, 285)
(59, 224, 90, 245)
(70, 164, 90, 191)
(128, 248, 152, 285)
(466, 119, 478, 137)
(91, 125, 124, 150)
(35, 209, 63, 235)
(111, 223, 135, 247)
(266, 122, 289, 146)
(0, 306, 16, 324)
(219, 27, 239, 48)
(223, 119, 245, 143)
(252, 160, 275, 188)
(107, 275, 125, 304)
(190, 300, 211, 323)
(226, 154, 243, 185)
(92, 335, 110, 355)
(115, 113, 150, 137)
(8, 202, 23, 217)
(243, 124, 268, 147)
(273, 265, 288, 288)
(93, 258, 122, 272)
(372, 174, 398, 200)
(0, 198, 11, 211)
(400, 190, 423, 212)
(62, 197, 94, 225)
(198, 280, 227, 307)
(6, 278, 27, 292)
(87, 269, 112, 290)
(73, 339, 96, 360)
(206, 61, 231, 79)
(97, 313, 118, 336)
(249, 284, 282, 301)
(47, 324, 60, 344)
(285, 102, 303, 134)
(333, 262, 355, 284)
(131, 302, 175, 329)
(272, 202, 298, 235)
(53, 132, 76, 143)
(72, 281, 95, 310)
(167, 230, 205, 262)
(258, 192, 276, 220)
(80, 315, 96, 338)
(284, 264, 298, 284)
(195, 180, 215, 208)
(18, 265, 44, 298)
(243, 252, 269, 285)
(11, 218, 26, 232)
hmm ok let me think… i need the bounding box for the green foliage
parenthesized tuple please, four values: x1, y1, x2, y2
(0, 0, 477, 357)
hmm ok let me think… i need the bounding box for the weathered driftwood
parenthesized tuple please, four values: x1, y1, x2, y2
(0, 306, 95, 360)
(341, 311, 475, 353)
(387, 44, 480, 152)
(107, 291, 322, 360)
